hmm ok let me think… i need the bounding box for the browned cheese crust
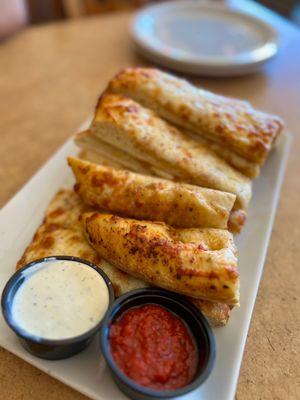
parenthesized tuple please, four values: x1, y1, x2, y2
(16, 188, 231, 326)
(68, 156, 236, 229)
(85, 93, 252, 233)
(76, 138, 245, 234)
(82, 212, 239, 305)
(107, 67, 283, 165)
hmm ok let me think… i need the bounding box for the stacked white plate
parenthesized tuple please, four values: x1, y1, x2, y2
(131, 0, 278, 76)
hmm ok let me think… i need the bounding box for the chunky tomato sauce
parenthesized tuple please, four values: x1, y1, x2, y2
(109, 304, 198, 390)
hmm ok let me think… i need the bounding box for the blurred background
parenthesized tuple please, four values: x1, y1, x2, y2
(1, 0, 300, 40)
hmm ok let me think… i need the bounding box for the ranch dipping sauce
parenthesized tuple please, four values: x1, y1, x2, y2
(11, 259, 109, 340)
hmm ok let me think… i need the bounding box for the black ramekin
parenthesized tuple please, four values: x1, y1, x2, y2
(100, 288, 216, 400)
(1, 256, 114, 360)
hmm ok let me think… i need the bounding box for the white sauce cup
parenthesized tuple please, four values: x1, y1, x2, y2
(1, 256, 114, 360)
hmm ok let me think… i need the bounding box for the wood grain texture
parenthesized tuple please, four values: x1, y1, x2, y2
(0, 2, 299, 399)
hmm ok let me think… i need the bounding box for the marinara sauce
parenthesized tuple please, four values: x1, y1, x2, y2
(109, 304, 198, 390)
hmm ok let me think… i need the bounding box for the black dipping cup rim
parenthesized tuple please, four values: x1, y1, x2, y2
(1, 256, 115, 352)
(100, 288, 216, 399)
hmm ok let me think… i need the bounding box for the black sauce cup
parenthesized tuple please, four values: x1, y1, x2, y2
(1, 256, 114, 360)
(100, 288, 216, 400)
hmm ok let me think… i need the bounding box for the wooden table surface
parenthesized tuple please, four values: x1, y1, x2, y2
(0, 1, 299, 399)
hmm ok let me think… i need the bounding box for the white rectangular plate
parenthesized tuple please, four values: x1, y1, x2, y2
(0, 132, 290, 400)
